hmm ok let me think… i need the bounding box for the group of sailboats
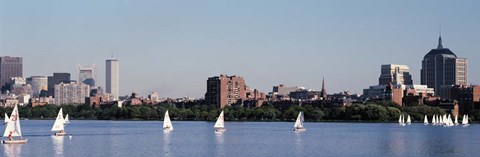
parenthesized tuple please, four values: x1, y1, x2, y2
(162, 110, 306, 133)
(398, 114, 411, 126)
(424, 114, 470, 127)
(2, 106, 71, 144)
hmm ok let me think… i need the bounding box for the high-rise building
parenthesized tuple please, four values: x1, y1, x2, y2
(379, 64, 413, 86)
(106, 58, 119, 100)
(421, 36, 468, 98)
(54, 82, 90, 105)
(27, 76, 48, 98)
(78, 65, 96, 87)
(0, 56, 23, 92)
(205, 75, 248, 108)
(47, 73, 71, 97)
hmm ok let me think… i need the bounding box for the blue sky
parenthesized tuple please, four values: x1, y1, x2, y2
(1, 0, 479, 98)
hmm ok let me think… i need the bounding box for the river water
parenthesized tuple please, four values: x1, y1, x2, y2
(1, 120, 479, 157)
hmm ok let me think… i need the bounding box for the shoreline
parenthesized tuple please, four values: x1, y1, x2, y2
(23, 119, 439, 124)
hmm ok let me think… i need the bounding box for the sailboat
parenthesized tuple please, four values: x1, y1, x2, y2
(431, 115, 436, 125)
(51, 108, 66, 136)
(163, 110, 173, 131)
(64, 114, 70, 124)
(406, 115, 411, 125)
(214, 111, 226, 132)
(444, 114, 454, 127)
(2, 105, 28, 144)
(454, 115, 459, 125)
(424, 115, 429, 125)
(462, 115, 470, 126)
(4, 113, 8, 125)
(293, 111, 306, 131)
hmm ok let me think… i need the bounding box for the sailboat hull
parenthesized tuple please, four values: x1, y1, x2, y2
(2, 139, 28, 144)
(215, 128, 226, 132)
(163, 127, 173, 131)
(293, 128, 306, 132)
(55, 132, 66, 136)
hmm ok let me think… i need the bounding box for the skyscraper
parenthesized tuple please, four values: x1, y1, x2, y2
(0, 56, 22, 92)
(379, 64, 413, 86)
(78, 65, 96, 87)
(47, 73, 71, 97)
(106, 58, 119, 100)
(54, 82, 90, 105)
(26, 76, 48, 98)
(421, 36, 468, 98)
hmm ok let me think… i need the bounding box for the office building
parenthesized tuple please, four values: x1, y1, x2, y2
(421, 36, 468, 98)
(106, 58, 119, 100)
(27, 76, 48, 98)
(0, 56, 22, 92)
(379, 64, 413, 86)
(54, 82, 90, 105)
(48, 73, 71, 97)
(78, 65, 96, 87)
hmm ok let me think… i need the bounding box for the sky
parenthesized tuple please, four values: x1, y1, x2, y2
(1, 0, 479, 98)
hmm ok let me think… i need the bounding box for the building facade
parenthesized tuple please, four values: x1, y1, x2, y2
(205, 75, 247, 108)
(78, 65, 96, 87)
(106, 58, 119, 100)
(379, 64, 413, 86)
(421, 36, 468, 99)
(47, 73, 71, 97)
(54, 82, 90, 105)
(0, 56, 23, 92)
(27, 76, 48, 98)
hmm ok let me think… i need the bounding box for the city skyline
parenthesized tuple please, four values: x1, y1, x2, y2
(1, 0, 479, 98)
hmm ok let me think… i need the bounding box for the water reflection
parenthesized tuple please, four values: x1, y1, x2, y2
(3, 142, 22, 157)
(295, 132, 304, 157)
(52, 136, 64, 157)
(163, 131, 172, 157)
(215, 132, 225, 157)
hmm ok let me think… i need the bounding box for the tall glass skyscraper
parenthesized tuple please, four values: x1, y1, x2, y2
(0, 56, 22, 93)
(421, 36, 468, 98)
(106, 58, 119, 100)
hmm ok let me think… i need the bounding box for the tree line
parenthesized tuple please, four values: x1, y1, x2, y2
(1, 102, 479, 122)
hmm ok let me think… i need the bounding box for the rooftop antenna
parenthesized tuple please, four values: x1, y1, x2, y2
(437, 24, 443, 49)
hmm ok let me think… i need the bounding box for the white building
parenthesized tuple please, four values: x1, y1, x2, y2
(78, 64, 96, 87)
(271, 84, 305, 96)
(27, 76, 48, 98)
(106, 58, 119, 100)
(54, 82, 90, 105)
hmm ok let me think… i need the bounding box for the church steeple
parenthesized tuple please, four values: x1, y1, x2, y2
(321, 77, 327, 98)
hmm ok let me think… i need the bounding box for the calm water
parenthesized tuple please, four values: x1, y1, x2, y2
(1, 120, 479, 157)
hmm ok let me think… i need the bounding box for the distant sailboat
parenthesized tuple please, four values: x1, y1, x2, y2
(462, 115, 470, 126)
(293, 111, 306, 131)
(163, 110, 173, 131)
(424, 115, 429, 125)
(444, 114, 454, 127)
(454, 115, 459, 125)
(64, 114, 70, 124)
(4, 113, 9, 125)
(214, 111, 226, 132)
(51, 108, 66, 136)
(399, 114, 406, 126)
(2, 105, 28, 144)
(406, 115, 411, 125)
(431, 115, 436, 125)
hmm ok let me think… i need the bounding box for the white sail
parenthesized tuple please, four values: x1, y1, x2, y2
(454, 115, 458, 125)
(64, 114, 70, 124)
(406, 115, 411, 124)
(462, 115, 466, 125)
(3, 105, 22, 137)
(424, 115, 428, 125)
(401, 114, 405, 124)
(294, 112, 305, 129)
(4, 113, 9, 124)
(163, 110, 173, 130)
(51, 108, 65, 132)
(214, 111, 225, 129)
(465, 115, 469, 125)
(398, 114, 402, 124)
